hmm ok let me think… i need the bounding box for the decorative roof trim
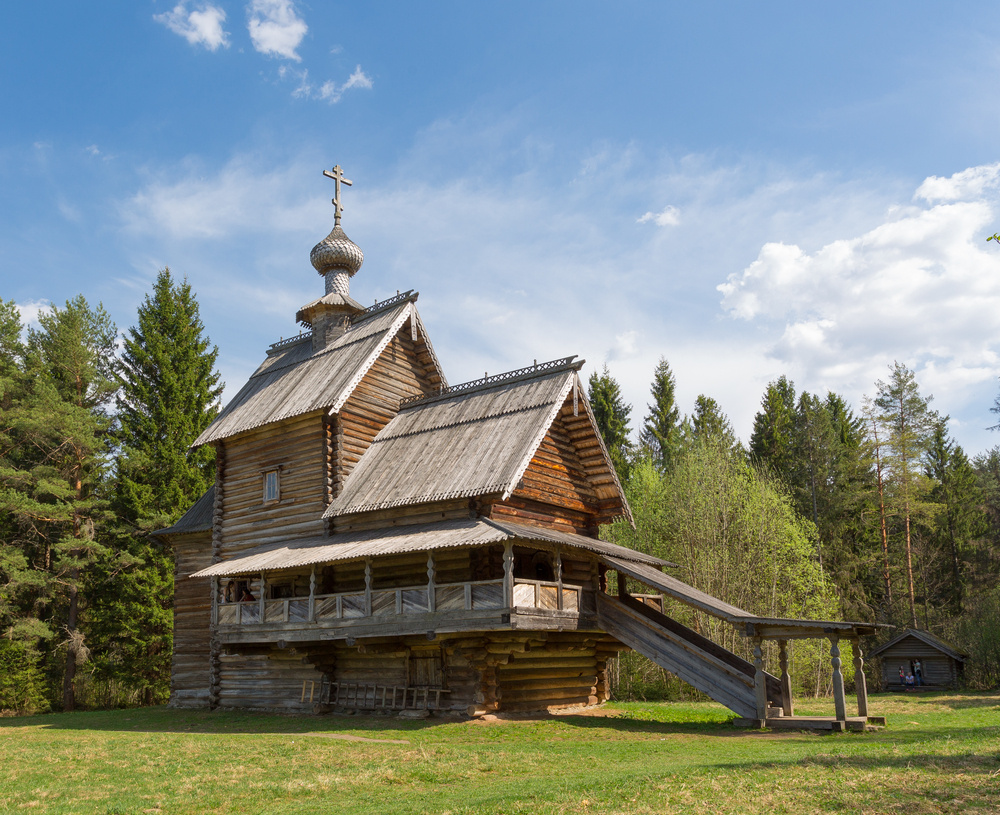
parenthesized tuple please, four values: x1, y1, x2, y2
(352, 289, 418, 324)
(399, 356, 582, 409)
(267, 333, 312, 354)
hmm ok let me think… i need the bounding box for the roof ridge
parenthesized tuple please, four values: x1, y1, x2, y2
(351, 289, 418, 324)
(399, 356, 582, 409)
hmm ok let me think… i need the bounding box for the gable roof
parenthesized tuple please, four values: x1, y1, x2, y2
(152, 485, 214, 537)
(870, 628, 968, 661)
(188, 516, 668, 578)
(192, 292, 444, 446)
(323, 357, 630, 521)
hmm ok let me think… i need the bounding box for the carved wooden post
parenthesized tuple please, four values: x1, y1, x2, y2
(555, 547, 563, 611)
(211, 576, 219, 625)
(830, 635, 847, 722)
(852, 636, 868, 718)
(778, 639, 793, 717)
(753, 637, 767, 721)
(502, 542, 514, 608)
(258, 572, 266, 622)
(364, 559, 373, 617)
(309, 566, 316, 622)
(427, 551, 436, 612)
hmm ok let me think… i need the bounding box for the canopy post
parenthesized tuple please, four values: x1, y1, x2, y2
(830, 635, 847, 722)
(752, 637, 767, 720)
(852, 636, 868, 718)
(778, 639, 793, 717)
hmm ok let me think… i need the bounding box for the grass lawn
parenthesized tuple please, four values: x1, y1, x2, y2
(1, 692, 998, 814)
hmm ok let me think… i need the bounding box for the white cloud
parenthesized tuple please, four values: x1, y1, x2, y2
(915, 163, 1000, 203)
(318, 65, 373, 103)
(15, 300, 51, 333)
(154, 3, 230, 51)
(637, 205, 680, 227)
(247, 0, 307, 61)
(719, 164, 1000, 430)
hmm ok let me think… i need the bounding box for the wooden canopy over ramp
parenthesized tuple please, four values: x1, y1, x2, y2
(598, 555, 887, 731)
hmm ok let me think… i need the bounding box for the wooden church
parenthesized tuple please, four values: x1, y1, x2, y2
(157, 166, 883, 727)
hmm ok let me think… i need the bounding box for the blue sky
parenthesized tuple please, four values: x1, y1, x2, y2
(4, 2, 1000, 454)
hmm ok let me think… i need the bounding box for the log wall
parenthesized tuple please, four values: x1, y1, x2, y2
(169, 532, 213, 708)
(218, 412, 327, 557)
(216, 650, 326, 711)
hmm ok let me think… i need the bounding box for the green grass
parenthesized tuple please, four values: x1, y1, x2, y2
(1, 692, 998, 814)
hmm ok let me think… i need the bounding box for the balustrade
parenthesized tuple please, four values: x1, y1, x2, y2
(216, 577, 590, 627)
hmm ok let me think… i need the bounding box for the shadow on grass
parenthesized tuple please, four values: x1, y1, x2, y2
(0, 705, 742, 738)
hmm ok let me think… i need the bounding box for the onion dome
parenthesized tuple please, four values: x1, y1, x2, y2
(310, 225, 364, 277)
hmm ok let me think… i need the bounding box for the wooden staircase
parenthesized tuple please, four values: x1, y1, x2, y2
(596, 592, 782, 719)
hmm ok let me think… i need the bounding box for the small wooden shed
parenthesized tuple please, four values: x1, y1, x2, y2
(872, 629, 966, 690)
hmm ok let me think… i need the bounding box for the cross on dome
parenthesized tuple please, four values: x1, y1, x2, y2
(323, 164, 353, 226)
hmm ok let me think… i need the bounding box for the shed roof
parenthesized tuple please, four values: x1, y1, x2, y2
(870, 629, 968, 661)
(188, 517, 669, 578)
(152, 485, 214, 537)
(192, 293, 444, 446)
(603, 555, 884, 638)
(324, 357, 628, 519)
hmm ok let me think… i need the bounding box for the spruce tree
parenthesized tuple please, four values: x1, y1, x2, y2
(749, 376, 797, 477)
(587, 365, 633, 483)
(687, 394, 739, 452)
(113, 268, 222, 529)
(638, 357, 680, 471)
(925, 422, 985, 611)
(89, 269, 222, 703)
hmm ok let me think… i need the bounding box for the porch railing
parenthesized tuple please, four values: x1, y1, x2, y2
(216, 577, 591, 627)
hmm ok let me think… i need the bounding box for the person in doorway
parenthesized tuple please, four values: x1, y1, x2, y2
(899, 665, 905, 688)
(240, 588, 255, 602)
(905, 672, 915, 690)
(914, 659, 923, 686)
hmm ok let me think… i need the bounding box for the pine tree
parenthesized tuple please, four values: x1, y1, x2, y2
(638, 357, 680, 471)
(587, 365, 632, 483)
(874, 361, 937, 629)
(6, 297, 119, 710)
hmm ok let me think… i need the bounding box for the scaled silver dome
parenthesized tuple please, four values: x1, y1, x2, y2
(310, 225, 364, 276)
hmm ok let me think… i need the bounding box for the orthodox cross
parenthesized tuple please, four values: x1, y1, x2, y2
(323, 164, 353, 226)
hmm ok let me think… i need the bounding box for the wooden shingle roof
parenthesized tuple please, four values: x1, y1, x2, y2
(152, 485, 214, 537)
(871, 629, 968, 661)
(323, 357, 628, 519)
(189, 516, 668, 578)
(193, 293, 444, 446)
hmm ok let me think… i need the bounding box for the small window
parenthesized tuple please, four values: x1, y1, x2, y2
(263, 469, 280, 502)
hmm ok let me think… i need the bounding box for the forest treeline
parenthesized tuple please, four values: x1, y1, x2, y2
(2, 272, 1000, 713)
(0, 270, 221, 713)
(590, 358, 1000, 698)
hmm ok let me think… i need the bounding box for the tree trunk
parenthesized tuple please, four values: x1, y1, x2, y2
(62, 573, 79, 711)
(872, 419, 892, 609)
(904, 505, 917, 629)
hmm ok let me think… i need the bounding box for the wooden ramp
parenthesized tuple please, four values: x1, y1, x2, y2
(596, 592, 782, 719)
